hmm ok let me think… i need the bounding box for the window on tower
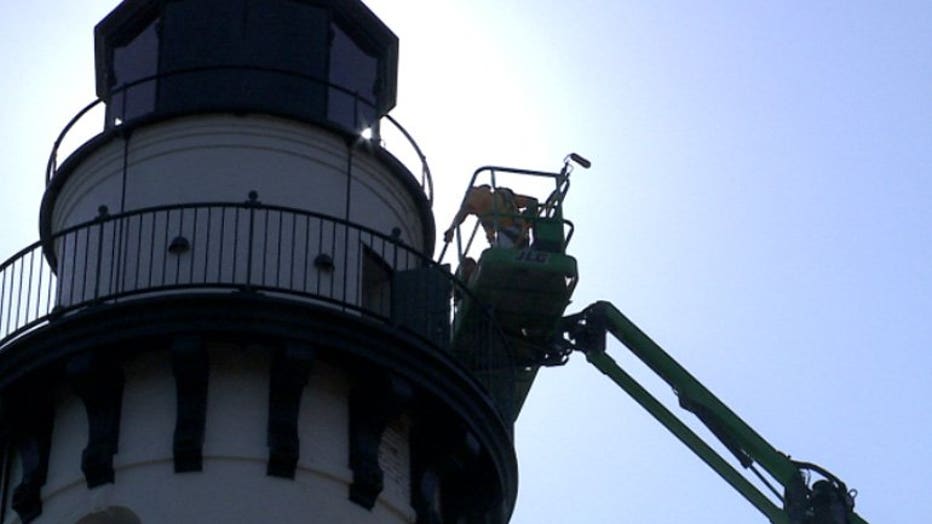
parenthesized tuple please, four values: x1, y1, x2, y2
(74, 505, 141, 524)
(361, 246, 392, 317)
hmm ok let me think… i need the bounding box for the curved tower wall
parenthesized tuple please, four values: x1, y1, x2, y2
(50, 115, 426, 246)
(32, 353, 413, 524)
(47, 115, 429, 310)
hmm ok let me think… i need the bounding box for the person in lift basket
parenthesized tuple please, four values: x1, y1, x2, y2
(443, 184, 538, 248)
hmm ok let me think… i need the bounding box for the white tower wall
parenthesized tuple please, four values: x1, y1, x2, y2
(51, 115, 426, 248)
(4, 347, 414, 524)
(48, 115, 429, 310)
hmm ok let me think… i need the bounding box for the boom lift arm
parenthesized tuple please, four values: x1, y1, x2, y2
(553, 301, 867, 524)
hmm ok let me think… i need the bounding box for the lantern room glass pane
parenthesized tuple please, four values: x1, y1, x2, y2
(109, 17, 160, 125)
(328, 23, 378, 132)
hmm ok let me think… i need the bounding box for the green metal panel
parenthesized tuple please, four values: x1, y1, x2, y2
(532, 217, 565, 253)
(449, 246, 580, 421)
(470, 247, 577, 340)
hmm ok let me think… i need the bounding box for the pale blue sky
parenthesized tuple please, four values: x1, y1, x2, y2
(2, 1, 930, 522)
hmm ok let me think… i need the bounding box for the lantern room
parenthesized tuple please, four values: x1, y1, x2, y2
(94, 0, 399, 136)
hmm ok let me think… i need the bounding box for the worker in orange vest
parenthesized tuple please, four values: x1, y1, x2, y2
(443, 184, 538, 248)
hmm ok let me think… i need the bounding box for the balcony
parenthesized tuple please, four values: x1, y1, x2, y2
(0, 202, 513, 419)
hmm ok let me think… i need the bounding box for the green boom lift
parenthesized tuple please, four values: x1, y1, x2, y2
(443, 154, 869, 524)
(443, 154, 588, 415)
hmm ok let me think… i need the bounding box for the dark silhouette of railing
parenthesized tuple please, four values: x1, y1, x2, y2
(0, 202, 512, 416)
(45, 65, 432, 204)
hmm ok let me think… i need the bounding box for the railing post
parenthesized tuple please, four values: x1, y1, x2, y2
(94, 206, 109, 301)
(24, 251, 35, 326)
(245, 191, 260, 291)
(0, 263, 7, 339)
(49, 153, 57, 185)
(14, 258, 24, 332)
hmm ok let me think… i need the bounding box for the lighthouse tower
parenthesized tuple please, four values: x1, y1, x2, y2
(0, 1, 517, 523)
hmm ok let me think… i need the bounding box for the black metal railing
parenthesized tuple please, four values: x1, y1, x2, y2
(45, 65, 432, 204)
(0, 202, 512, 415)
